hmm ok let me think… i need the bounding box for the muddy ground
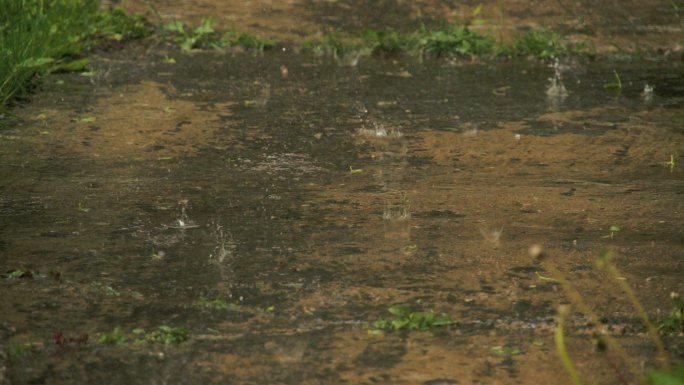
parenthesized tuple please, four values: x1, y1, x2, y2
(1, 1, 684, 385)
(117, 0, 684, 54)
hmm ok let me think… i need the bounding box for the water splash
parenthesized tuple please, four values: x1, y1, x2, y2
(209, 222, 235, 264)
(480, 227, 504, 247)
(546, 59, 568, 111)
(208, 221, 237, 293)
(357, 122, 403, 139)
(383, 196, 411, 221)
(164, 207, 199, 229)
(642, 83, 655, 103)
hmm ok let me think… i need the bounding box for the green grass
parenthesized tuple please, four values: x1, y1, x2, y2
(301, 25, 583, 60)
(649, 362, 684, 385)
(91, 7, 153, 43)
(0, 0, 153, 115)
(361, 29, 405, 55)
(163, 19, 276, 51)
(300, 33, 351, 58)
(657, 293, 684, 335)
(507, 27, 573, 59)
(142, 325, 190, 344)
(100, 325, 190, 345)
(413, 25, 496, 57)
(195, 297, 238, 311)
(99, 326, 125, 345)
(6, 342, 37, 360)
(0, 0, 96, 109)
(370, 306, 455, 331)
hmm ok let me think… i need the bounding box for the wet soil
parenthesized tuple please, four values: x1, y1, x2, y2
(115, 0, 684, 54)
(2, 2, 684, 385)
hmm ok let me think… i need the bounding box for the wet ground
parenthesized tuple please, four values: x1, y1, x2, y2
(117, 0, 684, 54)
(2, 1, 684, 385)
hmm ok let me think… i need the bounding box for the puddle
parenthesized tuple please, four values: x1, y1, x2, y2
(1, 36, 684, 385)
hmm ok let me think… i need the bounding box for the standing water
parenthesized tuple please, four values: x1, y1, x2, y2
(1, 45, 684, 384)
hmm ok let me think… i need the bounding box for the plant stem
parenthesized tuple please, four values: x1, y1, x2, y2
(543, 259, 647, 384)
(555, 305, 584, 385)
(600, 259, 670, 369)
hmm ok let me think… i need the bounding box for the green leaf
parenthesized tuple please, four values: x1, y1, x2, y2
(388, 306, 411, 317)
(55, 58, 89, 71)
(7, 269, 25, 279)
(180, 37, 197, 51)
(99, 327, 125, 345)
(648, 363, 684, 385)
(472, 4, 483, 17)
(433, 314, 455, 326)
(392, 318, 410, 330)
(490, 345, 522, 356)
(105, 286, 120, 296)
(74, 116, 96, 123)
(18, 57, 54, 68)
(164, 20, 184, 33)
(194, 19, 214, 35)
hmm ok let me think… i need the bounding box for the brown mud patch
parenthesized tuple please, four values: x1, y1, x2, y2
(24, 80, 230, 160)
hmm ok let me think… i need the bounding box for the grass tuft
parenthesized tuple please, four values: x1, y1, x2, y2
(370, 306, 455, 331)
(0, 0, 154, 114)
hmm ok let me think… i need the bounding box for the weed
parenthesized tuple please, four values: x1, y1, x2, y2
(361, 29, 404, 55)
(4, 268, 31, 279)
(100, 325, 190, 346)
(6, 342, 37, 360)
(301, 24, 586, 60)
(196, 297, 237, 311)
(91, 8, 153, 43)
(164, 19, 218, 50)
(221, 31, 276, 51)
(99, 326, 125, 345)
(508, 28, 570, 59)
(648, 362, 684, 385)
(371, 306, 455, 331)
(300, 33, 350, 58)
(604, 70, 623, 95)
(72, 116, 96, 123)
(403, 244, 418, 252)
(143, 325, 190, 344)
(150, 248, 165, 261)
(413, 25, 495, 57)
(349, 166, 363, 174)
(104, 286, 120, 297)
(489, 345, 523, 357)
(603, 225, 621, 239)
(657, 292, 683, 335)
(665, 155, 676, 173)
(77, 201, 90, 212)
(164, 19, 275, 51)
